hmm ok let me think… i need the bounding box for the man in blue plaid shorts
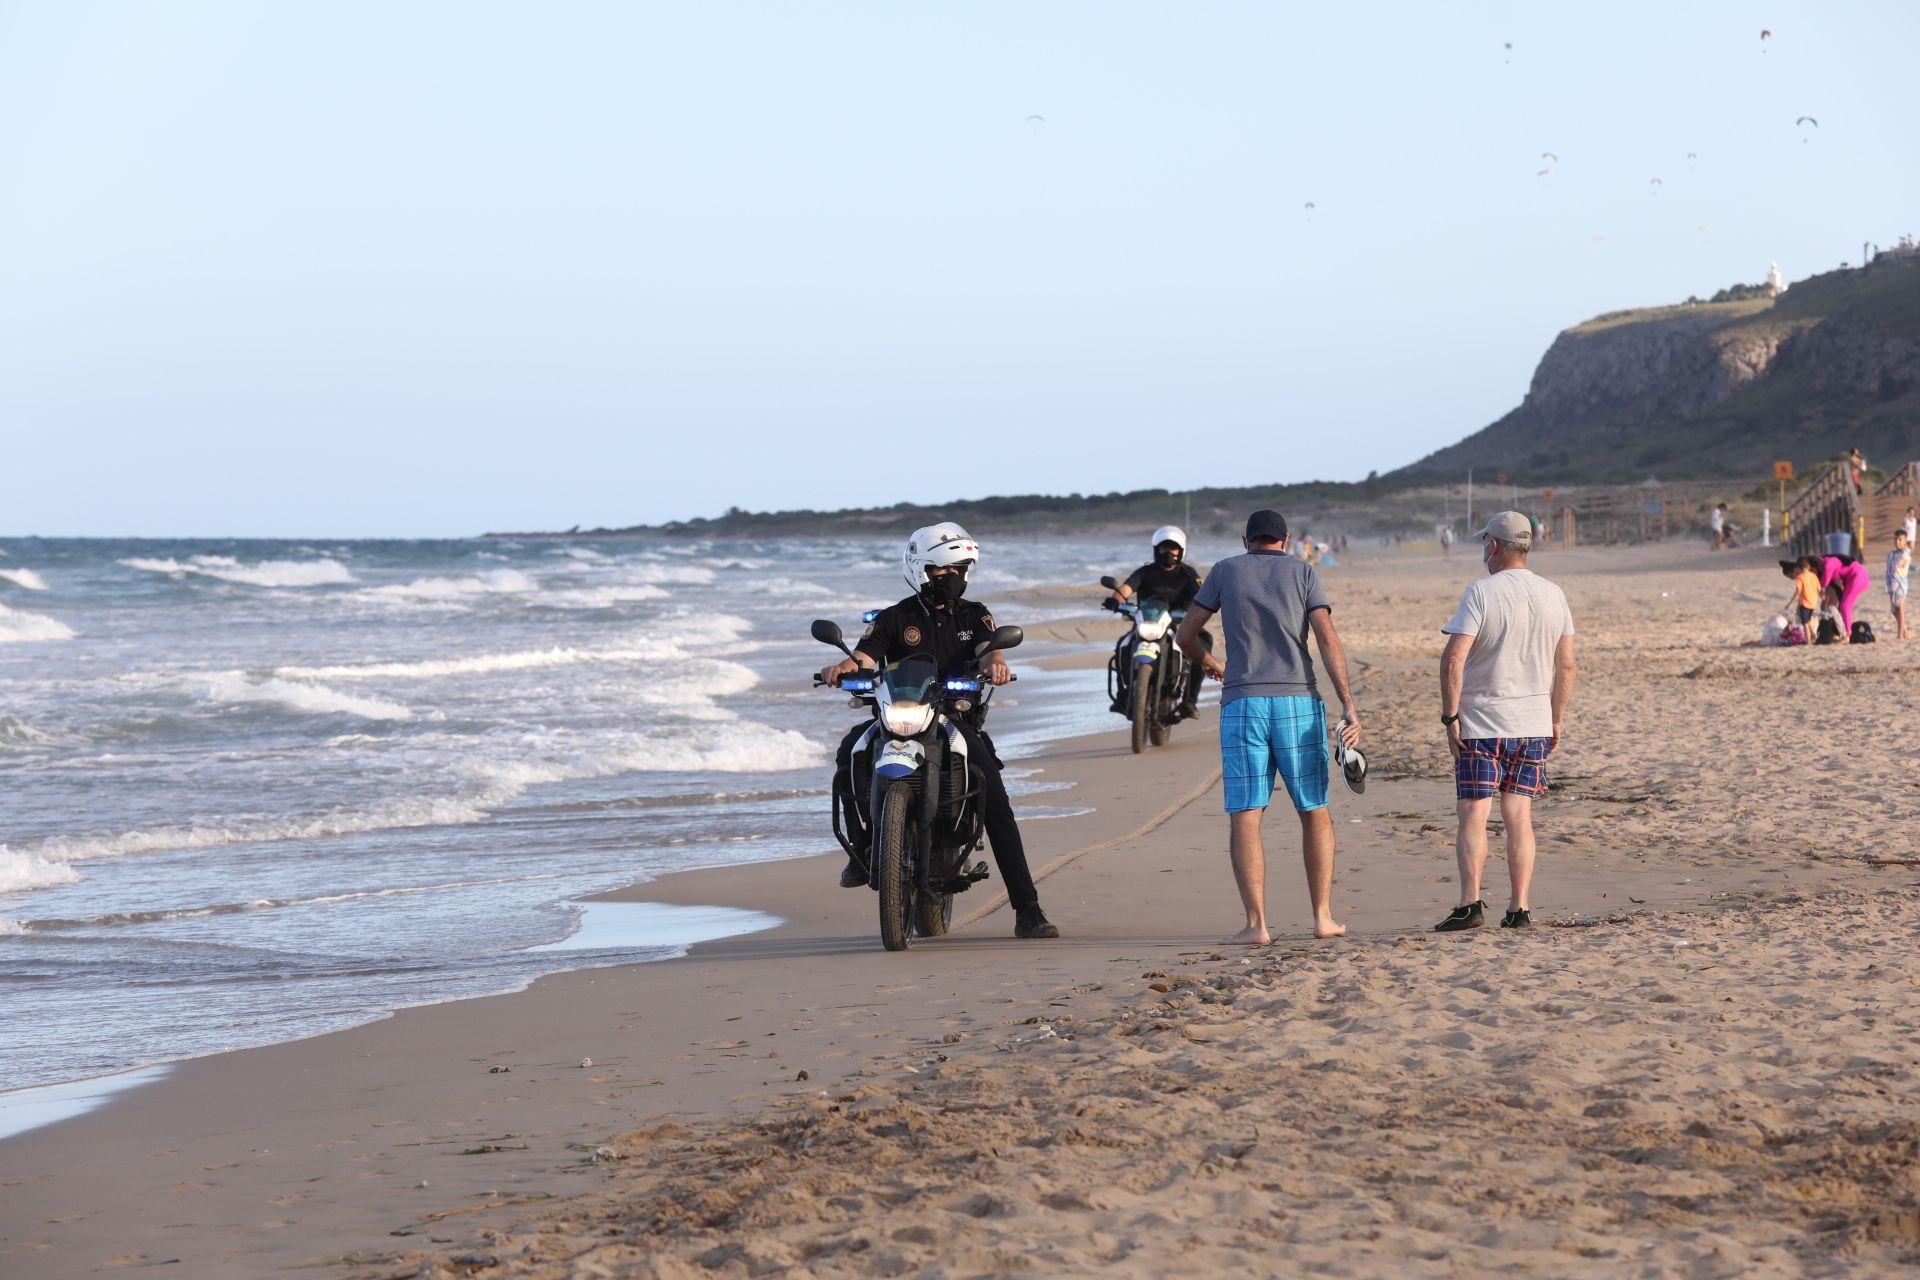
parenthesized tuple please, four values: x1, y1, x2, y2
(1177, 510, 1362, 945)
(1436, 512, 1578, 932)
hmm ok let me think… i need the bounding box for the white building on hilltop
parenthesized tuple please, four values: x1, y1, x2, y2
(1767, 262, 1785, 296)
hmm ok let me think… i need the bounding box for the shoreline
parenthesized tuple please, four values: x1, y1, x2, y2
(5, 543, 1916, 1276)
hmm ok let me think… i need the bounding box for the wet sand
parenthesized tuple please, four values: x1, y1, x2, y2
(4, 541, 1917, 1278)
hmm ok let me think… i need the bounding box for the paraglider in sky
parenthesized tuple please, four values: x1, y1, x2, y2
(1687, 151, 1698, 161)
(1649, 177, 1663, 192)
(1541, 152, 1559, 163)
(1536, 168, 1552, 178)
(1697, 226, 1711, 234)
(1023, 114, 1046, 134)
(1304, 202, 1316, 212)
(1760, 29, 1771, 40)
(1797, 116, 1818, 142)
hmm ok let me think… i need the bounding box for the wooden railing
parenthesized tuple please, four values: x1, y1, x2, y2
(1785, 462, 1859, 558)
(1875, 461, 1920, 498)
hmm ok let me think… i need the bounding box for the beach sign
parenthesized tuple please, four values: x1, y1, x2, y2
(1542, 488, 1556, 502)
(1774, 461, 1794, 480)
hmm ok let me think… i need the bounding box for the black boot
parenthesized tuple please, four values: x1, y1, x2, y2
(1015, 905, 1060, 939)
(839, 858, 867, 889)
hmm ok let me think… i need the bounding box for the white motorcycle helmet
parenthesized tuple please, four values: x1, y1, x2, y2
(902, 522, 981, 593)
(1150, 525, 1188, 559)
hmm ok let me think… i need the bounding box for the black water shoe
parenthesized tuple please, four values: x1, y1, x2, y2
(1434, 900, 1486, 932)
(1015, 906, 1060, 939)
(839, 860, 867, 889)
(1499, 908, 1532, 929)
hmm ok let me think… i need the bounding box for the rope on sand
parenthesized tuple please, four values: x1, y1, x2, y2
(954, 765, 1223, 930)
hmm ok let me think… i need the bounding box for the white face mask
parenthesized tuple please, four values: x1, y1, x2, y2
(1482, 540, 1497, 573)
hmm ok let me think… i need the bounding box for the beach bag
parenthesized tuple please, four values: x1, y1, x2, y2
(1850, 620, 1876, 644)
(1815, 614, 1844, 645)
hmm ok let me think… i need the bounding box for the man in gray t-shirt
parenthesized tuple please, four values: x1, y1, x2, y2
(1178, 509, 1362, 946)
(1434, 511, 1577, 934)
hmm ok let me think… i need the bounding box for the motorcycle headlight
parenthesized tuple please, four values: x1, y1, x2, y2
(881, 701, 935, 735)
(1136, 616, 1171, 640)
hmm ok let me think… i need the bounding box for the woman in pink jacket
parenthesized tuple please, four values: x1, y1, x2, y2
(1820, 554, 1872, 633)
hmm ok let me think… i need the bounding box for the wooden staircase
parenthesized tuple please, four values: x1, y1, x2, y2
(1787, 460, 1920, 559)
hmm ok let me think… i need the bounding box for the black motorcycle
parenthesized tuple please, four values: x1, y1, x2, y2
(1100, 575, 1189, 754)
(811, 619, 1023, 951)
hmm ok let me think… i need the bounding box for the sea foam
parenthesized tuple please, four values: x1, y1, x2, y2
(0, 568, 50, 590)
(362, 568, 538, 601)
(0, 845, 84, 895)
(193, 673, 415, 721)
(120, 556, 357, 588)
(0, 603, 75, 643)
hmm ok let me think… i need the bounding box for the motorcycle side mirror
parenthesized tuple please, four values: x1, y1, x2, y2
(1099, 575, 1120, 591)
(987, 624, 1024, 653)
(810, 619, 854, 657)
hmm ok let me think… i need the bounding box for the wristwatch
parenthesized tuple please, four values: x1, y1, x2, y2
(1440, 712, 1460, 727)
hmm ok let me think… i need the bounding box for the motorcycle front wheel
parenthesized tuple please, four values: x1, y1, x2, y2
(876, 782, 914, 951)
(914, 891, 953, 937)
(1129, 659, 1154, 754)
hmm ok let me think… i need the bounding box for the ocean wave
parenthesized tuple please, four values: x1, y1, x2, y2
(17, 873, 578, 932)
(0, 567, 49, 590)
(541, 584, 672, 609)
(361, 568, 538, 601)
(0, 713, 48, 745)
(275, 624, 745, 682)
(550, 547, 610, 562)
(193, 673, 416, 721)
(0, 845, 84, 895)
(17, 715, 824, 871)
(0, 602, 75, 643)
(628, 565, 716, 585)
(698, 556, 773, 571)
(120, 556, 357, 588)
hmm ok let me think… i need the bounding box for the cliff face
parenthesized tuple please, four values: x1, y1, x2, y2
(1393, 254, 1920, 484)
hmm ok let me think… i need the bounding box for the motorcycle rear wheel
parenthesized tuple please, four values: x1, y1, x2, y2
(876, 783, 914, 951)
(1129, 660, 1153, 754)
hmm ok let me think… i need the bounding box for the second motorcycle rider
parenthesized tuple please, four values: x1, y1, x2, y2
(817, 523, 1061, 940)
(1106, 525, 1213, 721)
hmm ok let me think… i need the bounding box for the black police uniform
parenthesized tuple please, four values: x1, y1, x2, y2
(832, 595, 1040, 911)
(1117, 561, 1213, 708)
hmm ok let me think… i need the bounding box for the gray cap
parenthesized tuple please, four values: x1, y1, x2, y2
(1473, 510, 1533, 549)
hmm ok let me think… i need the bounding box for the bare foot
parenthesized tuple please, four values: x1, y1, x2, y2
(1313, 918, 1348, 939)
(1222, 924, 1271, 946)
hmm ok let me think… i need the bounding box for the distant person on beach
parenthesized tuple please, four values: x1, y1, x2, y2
(1440, 526, 1454, 557)
(1711, 503, 1728, 550)
(1888, 532, 1911, 640)
(1903, 506, 1917, 549)
(1850, 448, 1866, 495)
(1820, 552, 1871, 635)
(819, 524, 1059, 939)
(1176, 509, 1361, 945)
(1436, 512, 1576, 932)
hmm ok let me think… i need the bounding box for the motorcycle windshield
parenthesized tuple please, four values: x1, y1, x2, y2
(1138, 599, 1169, 621)
(884, 657, 939, 702)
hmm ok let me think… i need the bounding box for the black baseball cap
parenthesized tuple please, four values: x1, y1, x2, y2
(1245, 509, 1288, 542)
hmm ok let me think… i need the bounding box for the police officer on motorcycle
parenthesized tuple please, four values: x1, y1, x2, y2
(1105, 525, 1212, 721)
(817, 523, 1060, 940)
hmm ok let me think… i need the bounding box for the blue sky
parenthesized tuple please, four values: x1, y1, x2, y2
(3, 1, 1915, 536)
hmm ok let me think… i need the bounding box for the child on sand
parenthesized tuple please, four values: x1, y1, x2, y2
(1888, 532, 1911, 640)
(1783, 558, 1821, 638)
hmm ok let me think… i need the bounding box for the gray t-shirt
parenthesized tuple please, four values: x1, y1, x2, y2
(1191, 550, 1330, 705)
(1442, 568, 1575, 739)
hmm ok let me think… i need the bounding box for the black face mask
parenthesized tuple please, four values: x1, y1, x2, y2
(1154, 548, 1180, 569)
(921, 572, 966, 604)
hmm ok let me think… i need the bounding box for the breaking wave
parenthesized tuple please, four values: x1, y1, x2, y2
(0, 602, 75, 642)
(0, 845, 84, 895)
(192, 673, 416, 721)
(120, 556, 357, 588)
(15, 721, 823, 868)
(361, 569, 538, 602)
(0, 567, 50, 590)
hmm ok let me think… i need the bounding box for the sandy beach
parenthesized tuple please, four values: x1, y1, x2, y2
(5, 540, 1918, 1278)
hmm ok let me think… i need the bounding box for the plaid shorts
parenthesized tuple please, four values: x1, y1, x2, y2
(1220, 696, 1329, 814)
(1455, 736, 1551, 800)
